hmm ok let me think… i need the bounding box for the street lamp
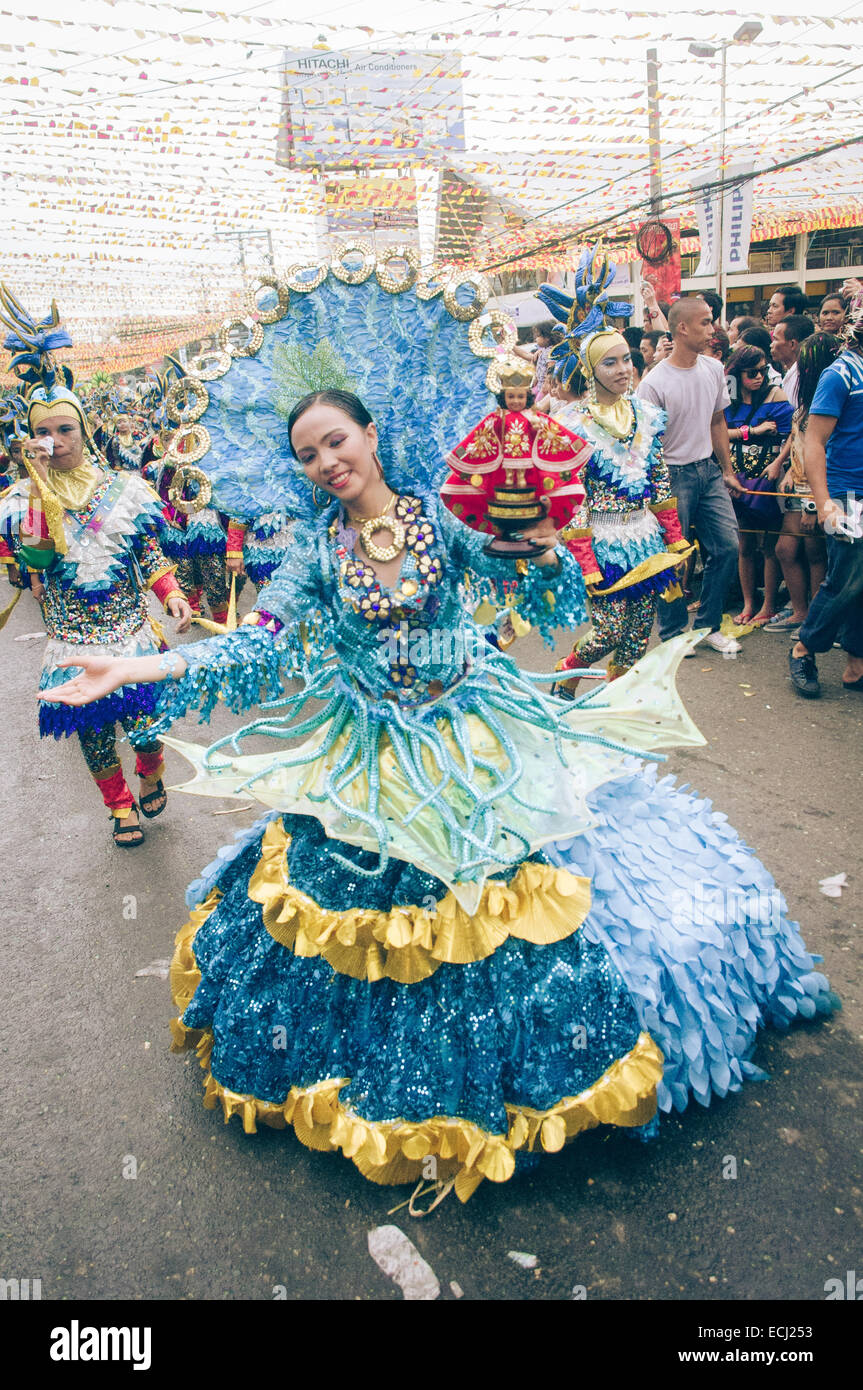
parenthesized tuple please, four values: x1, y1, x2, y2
(689, 21, 762, 313)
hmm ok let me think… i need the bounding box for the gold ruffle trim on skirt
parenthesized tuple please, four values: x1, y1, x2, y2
(168, 880, 663, 1201)
(246, 817, 592, 984)
(170, 1025, 663, 1202)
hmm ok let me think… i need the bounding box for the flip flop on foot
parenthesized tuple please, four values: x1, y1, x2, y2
(733, 610, 755, 626)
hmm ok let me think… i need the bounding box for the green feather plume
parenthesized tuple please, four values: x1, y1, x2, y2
(272, 339, 355, 421)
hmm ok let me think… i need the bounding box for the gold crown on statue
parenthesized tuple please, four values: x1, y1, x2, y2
(496, 356, 534, 390)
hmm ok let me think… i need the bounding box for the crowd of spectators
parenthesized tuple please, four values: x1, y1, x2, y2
(526, 274, 863, 690)
(634, 277, 863, 694)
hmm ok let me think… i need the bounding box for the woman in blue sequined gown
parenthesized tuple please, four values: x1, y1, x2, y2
(42, 390, 837, 1204)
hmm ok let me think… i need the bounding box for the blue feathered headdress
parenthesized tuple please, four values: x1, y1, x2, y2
(0, 284, 89, 433)
(0, 392, 28, 449)
(0, 284, 74, 393)
(536, 244, 632, 388)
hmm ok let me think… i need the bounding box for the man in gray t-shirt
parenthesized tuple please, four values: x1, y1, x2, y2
(638, 298, 743, 654)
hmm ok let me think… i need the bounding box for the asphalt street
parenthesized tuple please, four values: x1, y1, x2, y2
(1, 579, 860, 1302)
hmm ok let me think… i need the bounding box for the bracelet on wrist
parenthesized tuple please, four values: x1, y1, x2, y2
(157, 651, 184, 681)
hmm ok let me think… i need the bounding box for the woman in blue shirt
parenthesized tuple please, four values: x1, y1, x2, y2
(725, 344, 794, 624)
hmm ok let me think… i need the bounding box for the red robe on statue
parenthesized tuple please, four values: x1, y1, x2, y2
(441, 409, 592, 536)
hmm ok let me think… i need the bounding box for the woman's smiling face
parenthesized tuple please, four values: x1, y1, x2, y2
(291, 402, 379, 506)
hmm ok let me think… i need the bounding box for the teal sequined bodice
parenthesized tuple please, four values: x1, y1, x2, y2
(258, 488, 586, 704)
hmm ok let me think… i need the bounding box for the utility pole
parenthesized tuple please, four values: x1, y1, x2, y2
(646, 48, 663, 216)
(717, 43, 728, 314)
(213, 230, 275, 280)
(690, 21, 762, 317)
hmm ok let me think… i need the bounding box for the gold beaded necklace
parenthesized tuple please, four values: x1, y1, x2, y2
(348, 492, 406, 563)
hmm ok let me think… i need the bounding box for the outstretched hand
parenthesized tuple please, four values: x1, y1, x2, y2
(39, 652, 129, 707)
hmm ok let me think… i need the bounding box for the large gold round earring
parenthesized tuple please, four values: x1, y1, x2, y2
(312, 484, 329, 510)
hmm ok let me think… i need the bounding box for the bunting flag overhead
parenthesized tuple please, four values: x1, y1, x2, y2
(1, 0, 862, 371)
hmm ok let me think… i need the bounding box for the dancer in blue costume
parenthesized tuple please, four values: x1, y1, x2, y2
(42, 252, 837, 1205)
(1, 287, 192, 848)
(537, 250, 692, 690)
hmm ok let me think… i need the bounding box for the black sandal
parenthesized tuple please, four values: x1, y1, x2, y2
(139, 778, 167, 819)
(112, 808, 145, 848)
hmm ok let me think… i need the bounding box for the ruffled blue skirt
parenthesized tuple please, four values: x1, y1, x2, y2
(173, 759, 837, 1196)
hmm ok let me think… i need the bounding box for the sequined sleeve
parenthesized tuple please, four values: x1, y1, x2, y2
(134, 529, 178, 590)
(248, 519, 332, 639)
(435, 497, 588, 642)
(146, 522, 330, 734)
(149, 626, 286, 733)
(640, 399, 672, 505)
(647, 434, 673, 505)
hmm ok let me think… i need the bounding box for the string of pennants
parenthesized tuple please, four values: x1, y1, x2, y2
(1, 0, 861, 368)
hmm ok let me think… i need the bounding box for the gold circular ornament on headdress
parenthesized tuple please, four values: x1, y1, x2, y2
(284, 262, 328, 294)
(375, 245, 420, 294)
(329, 240, 376, 285)
(168, 464, 212, 515)
(468, 310, 518, 359)
(186, 349, 232, 381)
(244, 274, 290, 325)
(443, 270, 490, 322)
(219, 317, 264, 358)
(165, 377, 210, 425)
(416, 274, 446, 301)
(168, 423, 211, 464)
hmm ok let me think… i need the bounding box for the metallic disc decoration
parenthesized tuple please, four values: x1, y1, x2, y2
(329, 239, 376, 285)
(468, 310, 518, 359)
(443, 270, 490, 322)
(186, 349, 232, 381)
(284, 262, 328, 293)
(244, 274, 290, 325)
(218, 317, 265, 358)
(375, 244, 420, 294)
(486, 360, 505, 393)
(167, 463, 212, 514)
(415, 274, 446, 301)
(165, 376, 210, 425)
(167, 423, 211, 465)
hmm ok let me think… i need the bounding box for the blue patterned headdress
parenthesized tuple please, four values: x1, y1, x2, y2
(163, 256, 502, 523)
(535, 245, 633, 388)
(0, 392, 28, 449)
(0, 284, 88, 434)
